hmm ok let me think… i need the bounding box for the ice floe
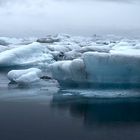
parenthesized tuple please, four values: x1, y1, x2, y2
(0, 42, 54, 67)
(83, 52, 140, 84)
(7, 68, 43, 84)
(0, 34, 139, 86)
(50, 59, 86, 83)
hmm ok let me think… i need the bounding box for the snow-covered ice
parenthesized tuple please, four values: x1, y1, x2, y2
(7, 68, 43, 84)
(50, 58, 87, 83)
(0, 42, 54, 67)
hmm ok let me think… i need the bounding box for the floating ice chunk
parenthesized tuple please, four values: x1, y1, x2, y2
(70, 59, 87, 81)
(64, 45, 110, 60)
(50, 59, 86, 83)
(79, 45, 111, 53)
(112, 41, 134, 51)
(50, 51, 140, 85)
(50, 60, 72, 81)
(64, 50, 82, 60)
(61, 43, 81, 51)
(37, 35, 60, 43)
(83, 52, 140, 84)
(47, 44, 70, 52)
(0, 42, 54, 67)
(0, 37, 23, 45)
(110, 49, 140, 56)
(37, 34, 71, 44)
(110, 41, 140, 56)
(47, 42, 81, 53)
(7, 68, 42, 84)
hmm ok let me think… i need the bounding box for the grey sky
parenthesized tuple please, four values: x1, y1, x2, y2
(0, 0, 140, 37)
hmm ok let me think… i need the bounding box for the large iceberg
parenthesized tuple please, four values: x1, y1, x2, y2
(50, 51, 140, 85)
(83, 52, 140, 84)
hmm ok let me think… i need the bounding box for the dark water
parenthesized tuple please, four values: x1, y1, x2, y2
(1, 72, 140, 140)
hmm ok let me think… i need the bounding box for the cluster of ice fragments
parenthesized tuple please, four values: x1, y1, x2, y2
(0, 34, 140, 85)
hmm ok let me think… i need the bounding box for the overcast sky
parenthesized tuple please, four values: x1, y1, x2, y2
(0, 0, 140, 37)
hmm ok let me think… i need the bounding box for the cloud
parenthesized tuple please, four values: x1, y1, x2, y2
(0, 0, 138, 5)
(0, 0, 140, 37)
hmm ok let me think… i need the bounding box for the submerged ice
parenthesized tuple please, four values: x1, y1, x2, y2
(0, 34, 140, 86)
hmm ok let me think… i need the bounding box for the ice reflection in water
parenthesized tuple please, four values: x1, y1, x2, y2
(52, 89, 140, 125)
(0, 73, 140, 140)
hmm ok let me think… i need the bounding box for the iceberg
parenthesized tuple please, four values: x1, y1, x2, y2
(83, 52, 140, 84)
(7, 68, 43, 84)
(0, 34, 139, 87)
(0, 37, 24, 45)
(0, 42, 54, 67)
(50, 59, 87, 84)
(37, 35, 61, 43)
(50, 51, 140, 85)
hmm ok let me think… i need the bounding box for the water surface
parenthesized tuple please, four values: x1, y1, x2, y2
(0, 72, 140, 140)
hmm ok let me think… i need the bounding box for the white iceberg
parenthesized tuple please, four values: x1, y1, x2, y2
(0, 37, 24, 45)
(79, 45, 111, 53)
(50, 51, 140, 85)
(50, 59, 87, 83)
(0, 42, 54, 67)
(47, 44, 70, 52)
(7, 68, 43, 84)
